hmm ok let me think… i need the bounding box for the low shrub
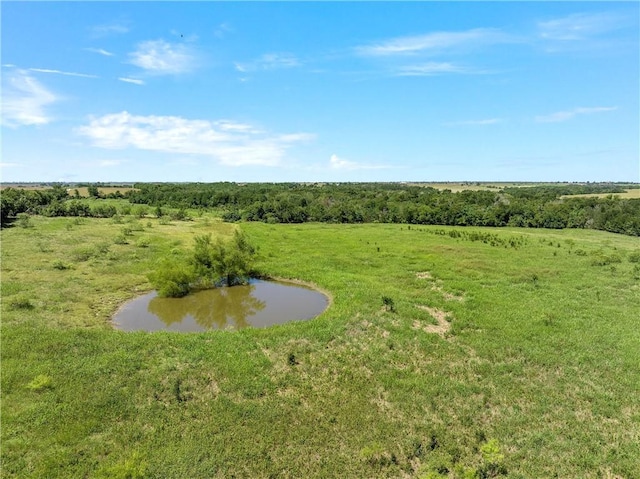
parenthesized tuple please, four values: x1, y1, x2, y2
(382, 296, 396, 312)
(114, 234, 128, 245)
(8, 295, 35, 310)
(52, 260, 71, 270)
(16, 213, 33, 228)
(148, 260, 195, 298)
(72, 246, 94, 262)
(628, 250, 640, 263)
(136, 237, 151, 248)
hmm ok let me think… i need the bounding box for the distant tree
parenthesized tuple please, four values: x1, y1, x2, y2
(87, 185, 101, 198)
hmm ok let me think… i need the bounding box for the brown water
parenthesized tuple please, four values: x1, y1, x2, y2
(113, 280, 329, 332)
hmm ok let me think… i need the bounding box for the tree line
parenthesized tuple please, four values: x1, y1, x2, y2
(2, 182, 639, 236)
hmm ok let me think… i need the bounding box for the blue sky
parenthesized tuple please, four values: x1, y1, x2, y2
(1, 2, 638, 183)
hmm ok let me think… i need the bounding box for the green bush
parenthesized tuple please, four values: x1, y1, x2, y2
(114, 234, 128, 245)
(382, 296, 396, 312)
(628, 250, 640, 263)
(8, 295, 35, 310)
(148, 260, 195, 298)
(590, 251, 622, 266)
(192, 230, 256, 287)
(136, 237, 151, 248)
(72, 246, 94, 262)
(52, 260, 71, 270)
(16, 213, 33, 228)
(131, 204, 148, 218)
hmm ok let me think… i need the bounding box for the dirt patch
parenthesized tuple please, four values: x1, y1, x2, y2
(413, 305, 451, 336)
(416, 271, 464, 301)
(430, 284, 465, 302)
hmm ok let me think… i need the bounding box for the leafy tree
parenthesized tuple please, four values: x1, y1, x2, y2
(87, 185, 101, 198)
(193, 231, 256, 287)
(148, 259, 195, 298)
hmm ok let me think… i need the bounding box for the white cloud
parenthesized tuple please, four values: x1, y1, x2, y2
(76, 111, 314, 167)
(535, 106, 617, 123)
(356, 28, 509, 56)
(396, 62, 478, 76)
(1, 69, 58, 127)
(90, 22, 129, 38)
(86, 48, 114, 57)
(538, 12, 630, 41)
(235, 53, 301, 73)
(118, 77, 145, 85)
(128, 40, 197, 75)
(329, 154, 390, 171)
(29, 68, 98, 79)
(443, 118, 504, 126)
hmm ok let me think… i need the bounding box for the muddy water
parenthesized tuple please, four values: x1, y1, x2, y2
(113, 280, 329, 332)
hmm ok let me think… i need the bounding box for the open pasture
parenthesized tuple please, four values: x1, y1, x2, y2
(2, 213, 639, 478)
(560, 189, 640, 200)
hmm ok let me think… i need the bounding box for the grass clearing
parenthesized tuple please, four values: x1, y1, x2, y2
(560, 188, 640, 199)
(2, 214, 639, 477)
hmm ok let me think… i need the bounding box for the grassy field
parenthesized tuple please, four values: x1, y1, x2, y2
(0, 185, 137, 197)
(406, 182, 540, 192)
(560, 189, 640, 200)
(2, 210, 639, 478)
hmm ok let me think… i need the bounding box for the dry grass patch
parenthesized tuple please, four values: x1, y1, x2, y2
(414, 305, 452, 336)
(416, 270, 465, 301)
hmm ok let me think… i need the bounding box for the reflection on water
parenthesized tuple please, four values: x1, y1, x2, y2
(148, 283, 266, 329)
(113, 279, 329, 332)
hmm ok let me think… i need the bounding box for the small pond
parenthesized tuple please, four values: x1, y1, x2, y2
(113, 279, 329, 332)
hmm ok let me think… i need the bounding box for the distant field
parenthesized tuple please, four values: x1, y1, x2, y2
(406, 182, 543, 192)
(2, 208, 639, 478)
(72, 186, 137, 197)
(561, 189, 640, 199)
(0, 185, 137, 197)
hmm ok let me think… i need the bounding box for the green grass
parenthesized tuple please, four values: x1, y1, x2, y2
(560, 189, 640, 199)
(2, 215, 639, 478)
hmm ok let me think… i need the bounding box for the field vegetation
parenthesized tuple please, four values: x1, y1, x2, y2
(3, 182, 640, 236)
(2, 201, 639, 478)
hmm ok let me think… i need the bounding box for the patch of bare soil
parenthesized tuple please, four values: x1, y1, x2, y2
(415, 271, 433, 280)
(413, 305, 451, 336)
(415, 271, 464, 301)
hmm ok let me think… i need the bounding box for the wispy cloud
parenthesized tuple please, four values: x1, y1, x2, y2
(214, 23, 233, 39)
(396, 62, 481, 77)
(535, 106, 617, 123)
(329, 154, 390, 171)
(356, 28, 509, 56)
(443, 118, 504, 126)
(76, 111, 314, 167)
(118, 77, 145, 85)
(86, 48, 114, 57)
(128, 40, 198, 75)
(90, 22, 129, 38)
(29, 68, 98, 79)
(1, 69, 58, 127)
(537, 12, 630, 41)
(235, 53, 301, 73)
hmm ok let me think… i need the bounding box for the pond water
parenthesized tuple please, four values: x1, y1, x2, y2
(113, 279, 329, 332)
